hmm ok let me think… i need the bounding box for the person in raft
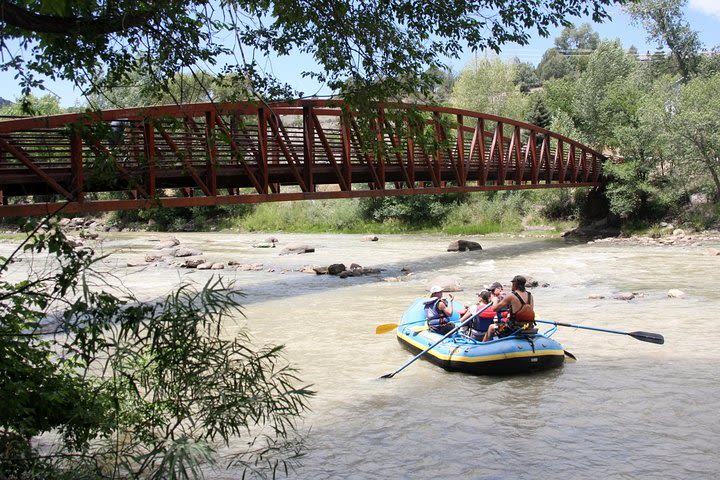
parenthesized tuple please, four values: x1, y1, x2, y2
(483, 275, 536, 341)
(458, 290, 501, 340)
(424, 285, 455, 335)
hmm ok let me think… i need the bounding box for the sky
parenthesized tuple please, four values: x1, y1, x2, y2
(2, 2, 720, 108)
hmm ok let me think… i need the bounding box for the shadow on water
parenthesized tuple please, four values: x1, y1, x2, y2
(174, 236, 584, 306)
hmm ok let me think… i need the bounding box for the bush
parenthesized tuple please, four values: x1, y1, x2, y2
(0, 219, 313, 479)
(358, 193, 468, 226)
(110, 203, 254, 231)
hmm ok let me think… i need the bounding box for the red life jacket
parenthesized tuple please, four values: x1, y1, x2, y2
(510, 291, 535, 323)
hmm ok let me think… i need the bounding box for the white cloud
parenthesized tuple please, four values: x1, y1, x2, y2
(690, 0, 720, 18)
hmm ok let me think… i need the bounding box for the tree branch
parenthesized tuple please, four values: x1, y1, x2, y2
(0, 1, 157, 36)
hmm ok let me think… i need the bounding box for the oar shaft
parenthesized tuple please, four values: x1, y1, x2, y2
(535, 320, 664, 344)
(381, 303, 493, 379)
(535, 319, 629, 336)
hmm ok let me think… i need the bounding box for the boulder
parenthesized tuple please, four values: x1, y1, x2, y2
(211, 263, 225, 270)
(174, 247, 203, 257)
(182, 258, 204, 268)
(157, 240, 179, 250)
(362, 235, 379, 242)
(614, 292, 635, 301)
(160, 235, 180, 246)
(447, 239, 482, 252)
(144, 254, 163, 263)
(236, 263, 264, 271)
(428, 275, 462, 292)
(264, 236, 279, 244)
(312, 266, 329, 275)
(328, 263, 347, 275)
(197, 262, 213, 270)
(66, 236, 83, 247)
(126, 259, 145, 267)
(359, 267, 382, 275)
(588, 294, 606, 299)
(667, 289, 685, 298)
(279, 243, 315, 255)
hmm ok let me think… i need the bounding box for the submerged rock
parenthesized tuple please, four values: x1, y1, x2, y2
(279, 243, 315, 255)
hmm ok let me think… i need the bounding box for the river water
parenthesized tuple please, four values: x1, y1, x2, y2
(4, 231, 719, 479)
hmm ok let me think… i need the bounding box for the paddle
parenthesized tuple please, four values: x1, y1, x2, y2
(375, 318, 426, 334)
(380, 303, 493, 379)
(535, 320, 664, 345)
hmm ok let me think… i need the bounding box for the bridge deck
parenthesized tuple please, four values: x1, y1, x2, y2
(0, 100, 604, 217)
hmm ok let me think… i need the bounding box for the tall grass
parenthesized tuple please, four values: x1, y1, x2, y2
(105, 188, 591, 234)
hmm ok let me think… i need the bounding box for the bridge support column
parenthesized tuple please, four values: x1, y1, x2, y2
(257, 107, 269, 193)
(206, 111, 217, 196)
(143, 121, 156, 197)
(302, 106, 315, 192)
(70, 129, 84, 204)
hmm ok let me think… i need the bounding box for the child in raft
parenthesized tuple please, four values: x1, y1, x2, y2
(458, 289, 508, 340)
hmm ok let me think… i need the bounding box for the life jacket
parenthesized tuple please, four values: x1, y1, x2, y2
(424, 297, 446, 322)
(466, 304, 504, 333)
(509, 291, 535, 325)
(424, 297, 453, 332)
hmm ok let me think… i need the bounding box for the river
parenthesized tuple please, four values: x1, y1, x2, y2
(3, 231, 719, 479)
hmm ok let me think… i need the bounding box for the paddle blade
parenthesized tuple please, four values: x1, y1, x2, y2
(564, 350, 578, 362)
(629, 331, 665, 345)
(379, 372, 396, 379)
(375, 323, 399, 335)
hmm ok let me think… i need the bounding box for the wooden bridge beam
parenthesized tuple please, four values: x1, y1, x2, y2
(0, 100, 606, 216)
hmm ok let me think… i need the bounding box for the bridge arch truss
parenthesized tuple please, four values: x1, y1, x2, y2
(0, 100, 604, 217)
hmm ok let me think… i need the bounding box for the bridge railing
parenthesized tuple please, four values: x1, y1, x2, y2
(0, 100, 604, 217)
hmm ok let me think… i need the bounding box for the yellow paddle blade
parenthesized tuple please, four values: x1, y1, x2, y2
(375, 323, 399, 334)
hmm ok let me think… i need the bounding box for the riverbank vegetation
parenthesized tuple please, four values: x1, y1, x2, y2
(0, 220, 313, 478)
(105, 189, 583, 235)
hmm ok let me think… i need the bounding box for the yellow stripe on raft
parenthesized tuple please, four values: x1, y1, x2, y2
(398, 329, 564, 364)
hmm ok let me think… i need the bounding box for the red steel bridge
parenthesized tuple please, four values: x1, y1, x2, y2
(0, 100, 605, 218)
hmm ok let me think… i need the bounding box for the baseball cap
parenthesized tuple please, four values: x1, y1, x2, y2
(429, 285, 444, 294)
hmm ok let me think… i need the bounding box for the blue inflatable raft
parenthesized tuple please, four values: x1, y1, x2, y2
(396, 298, 566, 375)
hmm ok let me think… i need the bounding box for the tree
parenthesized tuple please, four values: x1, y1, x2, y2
(526, 94, 551, 130)
(536, 48, 578, 82)
(0, 93, 62, 116)
(625, 0, 702, 80)
(512, 59, 540, 93)
(555, 23, 600, 52)
(668, 75, 720, 198)
(573, 40, 637, 148)
(0, 0, 625, 109)
(0, 220, 313, 478)
(449, 56, 529, 120)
